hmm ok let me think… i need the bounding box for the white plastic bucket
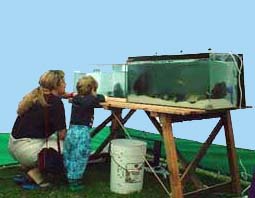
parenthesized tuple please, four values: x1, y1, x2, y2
(110, 139, 147, 194)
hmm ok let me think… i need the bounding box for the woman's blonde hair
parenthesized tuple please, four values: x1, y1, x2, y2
(76, 75, 98, 95)
(17, 70, 65, 115)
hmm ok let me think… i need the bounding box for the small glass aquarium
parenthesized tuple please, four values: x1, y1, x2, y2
(73, 64, 127, 98)
(126, 53, 246, 110)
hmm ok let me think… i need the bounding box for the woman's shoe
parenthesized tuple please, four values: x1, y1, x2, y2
(13, 174, 31, 185)
(21, 180, 51, 190)
(21, 182, 40, 190)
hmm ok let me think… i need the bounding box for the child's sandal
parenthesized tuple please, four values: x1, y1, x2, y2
(68, 179, 84, 191)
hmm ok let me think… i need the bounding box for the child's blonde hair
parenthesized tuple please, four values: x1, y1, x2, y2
(17, 70, 65, 115)
(76, 75, 98, 95)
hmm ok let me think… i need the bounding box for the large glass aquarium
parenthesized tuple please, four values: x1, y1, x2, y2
(126, 53, 246, 110)
(73, 64, 127, 98)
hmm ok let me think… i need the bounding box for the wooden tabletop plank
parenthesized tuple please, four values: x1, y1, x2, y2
(100, 100, 207, 115)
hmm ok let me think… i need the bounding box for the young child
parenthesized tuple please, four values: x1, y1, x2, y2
(63, 75, 105, 191)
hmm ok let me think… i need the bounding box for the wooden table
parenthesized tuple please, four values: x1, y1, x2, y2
(90, 99, 241, 198)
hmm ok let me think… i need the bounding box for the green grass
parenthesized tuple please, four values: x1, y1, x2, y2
(0, 162, 249, 198)
(0, 162, 169, 198)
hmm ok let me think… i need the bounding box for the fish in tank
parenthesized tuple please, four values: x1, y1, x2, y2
(126, 53, 246, 110)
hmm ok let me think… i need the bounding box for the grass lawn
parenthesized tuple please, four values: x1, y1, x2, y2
(0, 161, 249, 198)
(0, 131, 252, 197)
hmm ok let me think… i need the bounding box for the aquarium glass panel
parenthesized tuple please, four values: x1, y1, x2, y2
(73, 71, 86, 92)
(112, 64, 127, 97)
(76, 64, 127, 97)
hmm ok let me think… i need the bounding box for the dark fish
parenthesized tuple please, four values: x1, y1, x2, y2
(113, 83, 124, 97)
(211, 82, 227, 99)
(133, 72, 149, 95)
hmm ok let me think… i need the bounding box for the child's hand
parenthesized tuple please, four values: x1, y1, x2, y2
(62, 92, 76, 99)
(104, 95, 108, 102)
(58, 129, 66, 140)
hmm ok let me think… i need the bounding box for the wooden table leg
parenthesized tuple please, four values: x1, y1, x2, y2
(90, 114, 113, 138)
(111, 108, 124, 138)
(160, 113, 183, 198)
(222, 111, 241, 195)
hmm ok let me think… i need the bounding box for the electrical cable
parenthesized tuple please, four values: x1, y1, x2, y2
(228, 52, 243, 108)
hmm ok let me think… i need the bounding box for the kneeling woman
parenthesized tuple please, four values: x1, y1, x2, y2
(8, 70, 67, 189)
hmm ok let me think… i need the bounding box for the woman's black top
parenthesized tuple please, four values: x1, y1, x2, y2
(12, 94, 66, 139)
(69, 94, 105, 127)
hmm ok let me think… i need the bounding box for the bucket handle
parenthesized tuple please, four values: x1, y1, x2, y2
(111, 154, 144, 173)
(111, 154, 128, 171)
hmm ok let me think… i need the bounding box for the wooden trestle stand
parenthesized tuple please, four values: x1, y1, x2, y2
(90, 99, 241, 198)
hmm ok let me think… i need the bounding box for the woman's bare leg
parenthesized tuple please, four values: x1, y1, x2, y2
(27, 168, 44, 184)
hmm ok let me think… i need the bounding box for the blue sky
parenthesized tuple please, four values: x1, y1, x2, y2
(0, 1, 254, 149)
